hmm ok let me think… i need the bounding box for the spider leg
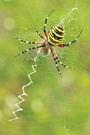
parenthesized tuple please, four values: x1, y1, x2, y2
(51, 47, 72, 77)
(16, 37, 44, 45)
(43, 9, 54, 37)
(15, 44, 45, 57)
(50, 47, 62, 77)
(56, 57, 71, 69)
(57, 30, 83, 47)
(35, 28, 45, 39)
(54, 57, 62, 77)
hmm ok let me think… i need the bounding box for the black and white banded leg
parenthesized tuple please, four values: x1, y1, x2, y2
(53, 57, 62, 77)
(43, 9, 54, 37)
(56, 57, 71, 69)
(16, 37, 44, 45)
(15, 44, 45, 57)
(35, 28, 45, 39)
(50, 47, 62, 77)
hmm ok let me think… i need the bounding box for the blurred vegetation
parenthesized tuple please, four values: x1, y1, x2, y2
(0, 0, 90, 135)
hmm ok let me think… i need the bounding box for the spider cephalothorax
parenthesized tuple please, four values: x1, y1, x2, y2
(16, 9, 83, 77)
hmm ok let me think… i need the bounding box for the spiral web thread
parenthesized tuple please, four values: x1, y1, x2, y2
(9, 56, 38, 122)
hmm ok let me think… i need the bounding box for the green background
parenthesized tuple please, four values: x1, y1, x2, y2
(0, 0, 90, 135)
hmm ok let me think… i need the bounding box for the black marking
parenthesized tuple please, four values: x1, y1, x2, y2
(48, 25, 64, 45)
(21, 39, 23, 42)
(54, 58, 56, 61)
(55, 61, 58, 64)
(53, 26, 64, 36)
(45, 19, 47, 24)
(49, 35, 61, 44)
(51, 29, 63, 40)
(57, 25, 63, 31)
(71, 40, 76, 43)
(32, 47, 35, 49)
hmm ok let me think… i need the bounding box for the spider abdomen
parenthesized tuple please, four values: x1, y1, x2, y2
(48, 25, 65, 45)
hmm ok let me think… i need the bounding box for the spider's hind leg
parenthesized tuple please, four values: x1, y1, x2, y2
(50, 47, 62, 77)
(53, 57, 62, 77)
(56, 57, 72, 69)
(50, 47, 72, 77)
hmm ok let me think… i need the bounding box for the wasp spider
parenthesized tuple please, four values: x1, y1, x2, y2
(16, 9, 83, 77)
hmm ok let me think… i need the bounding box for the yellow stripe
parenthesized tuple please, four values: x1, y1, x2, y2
(49, 29, 53, 36)
(54, 25, 65, 33)
(48, 25, 65, 45)
(48, 38, 56, 45)
(51, 28, 64, 38)
(49, 32, 62, 43)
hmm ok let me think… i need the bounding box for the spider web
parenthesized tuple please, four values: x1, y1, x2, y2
(0, 0, 90, 135)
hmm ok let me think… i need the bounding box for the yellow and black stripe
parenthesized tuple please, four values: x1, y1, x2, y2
(48, 25, 65, 45)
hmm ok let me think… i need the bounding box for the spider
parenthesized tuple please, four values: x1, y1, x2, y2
(16, 9, 83, 77)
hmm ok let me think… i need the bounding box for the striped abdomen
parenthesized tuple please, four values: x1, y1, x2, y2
(48, 25, 65, 45)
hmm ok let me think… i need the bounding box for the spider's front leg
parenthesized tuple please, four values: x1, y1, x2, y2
(43, 9, 54, 37)
(34, 26, 45, 39)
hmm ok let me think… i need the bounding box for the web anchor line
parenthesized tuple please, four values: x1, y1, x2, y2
(9, 56, 38, 122)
